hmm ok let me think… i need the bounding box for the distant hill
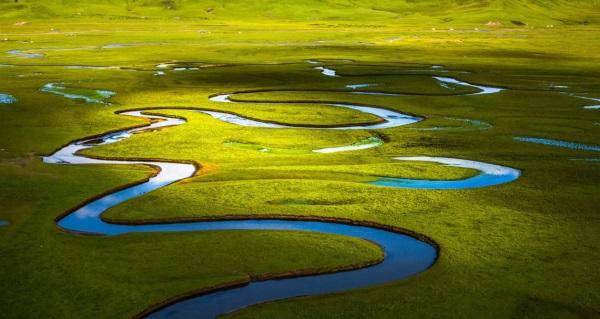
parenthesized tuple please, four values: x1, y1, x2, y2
(1, 0, 599, 25)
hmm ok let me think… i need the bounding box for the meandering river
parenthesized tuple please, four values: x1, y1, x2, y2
(43, 61, 518, 318)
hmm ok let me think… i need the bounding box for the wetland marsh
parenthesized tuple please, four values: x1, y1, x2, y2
(1, 1, 599, 318)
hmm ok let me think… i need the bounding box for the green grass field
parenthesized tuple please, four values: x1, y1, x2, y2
(1, 1, 599, 318)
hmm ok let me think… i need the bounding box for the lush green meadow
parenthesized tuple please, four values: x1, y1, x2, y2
(1, 1, 600, 318)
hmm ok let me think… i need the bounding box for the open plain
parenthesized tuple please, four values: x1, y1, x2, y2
(1, 1, 599, 318)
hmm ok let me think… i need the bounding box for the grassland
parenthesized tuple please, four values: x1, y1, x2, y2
(1, 1, 600, 318)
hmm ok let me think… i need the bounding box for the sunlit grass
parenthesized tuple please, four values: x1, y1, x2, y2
(1, 5, 599, 318)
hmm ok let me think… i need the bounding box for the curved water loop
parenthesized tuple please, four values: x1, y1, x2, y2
(45, 110, 438, 319)
(368, 157, 520, 189)
(312, 64, 503, 94)
(433, 77, 505, 95)
(206, 93, 423, 129)
(144, 221, 435, 319)
(552, 90, 600, 109)
(44, 61, 518, 318)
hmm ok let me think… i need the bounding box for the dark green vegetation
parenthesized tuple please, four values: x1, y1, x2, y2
(0, 160, 384, 318)
(1, 1, 600, 318)
(2, 0, 599, 25)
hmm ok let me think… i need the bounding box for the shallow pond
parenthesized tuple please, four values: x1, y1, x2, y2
(7, 50, 45, 58)
(514, 137, 600, 152)
(0, 94, 18, 104)
(315, 66, 338, 77)
(40, 83, 116, 104)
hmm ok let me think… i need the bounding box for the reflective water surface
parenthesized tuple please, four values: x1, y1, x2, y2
(42, 60, 520, 319)
(433, 77, 505, 95)
(40, 83, 116, 104)
(207, 93, 424, 129)
(561, 93, 600, 109)
(7, 50, 45, 58)
(0, 93, 18, 104)
(368, 157, 521, 189)
(313, 137, 384, 153)
(147, 220, 436, 319)
(44, 110, 437, 319)
(414, 117, 492, 131)
(514, 137, 600, 152)
(315, 66, 338, 77)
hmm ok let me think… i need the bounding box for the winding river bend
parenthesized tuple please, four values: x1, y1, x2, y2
(44, 61, 519, 318)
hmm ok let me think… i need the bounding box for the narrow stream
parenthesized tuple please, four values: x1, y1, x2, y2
(368, 157, 520, 189)
(44, 110, 438, 319)
(206, 93, 423, 129)
(513, 137, 600, 152)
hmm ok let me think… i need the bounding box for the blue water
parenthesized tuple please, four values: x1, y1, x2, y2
(514, 137, 600, 152)
(47, 111, 437, 319)
(0, 94, 18, 104)
(146, 221, 435, 319)
(40, 83, 116, 104)
(416, 117, 492, 131)
(44, 109, 437, 319)
(43, 60, 520, 319)
(7, 50, 45, 58)
(367, 157, 520, 189)
(206, 94, 424, 129)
